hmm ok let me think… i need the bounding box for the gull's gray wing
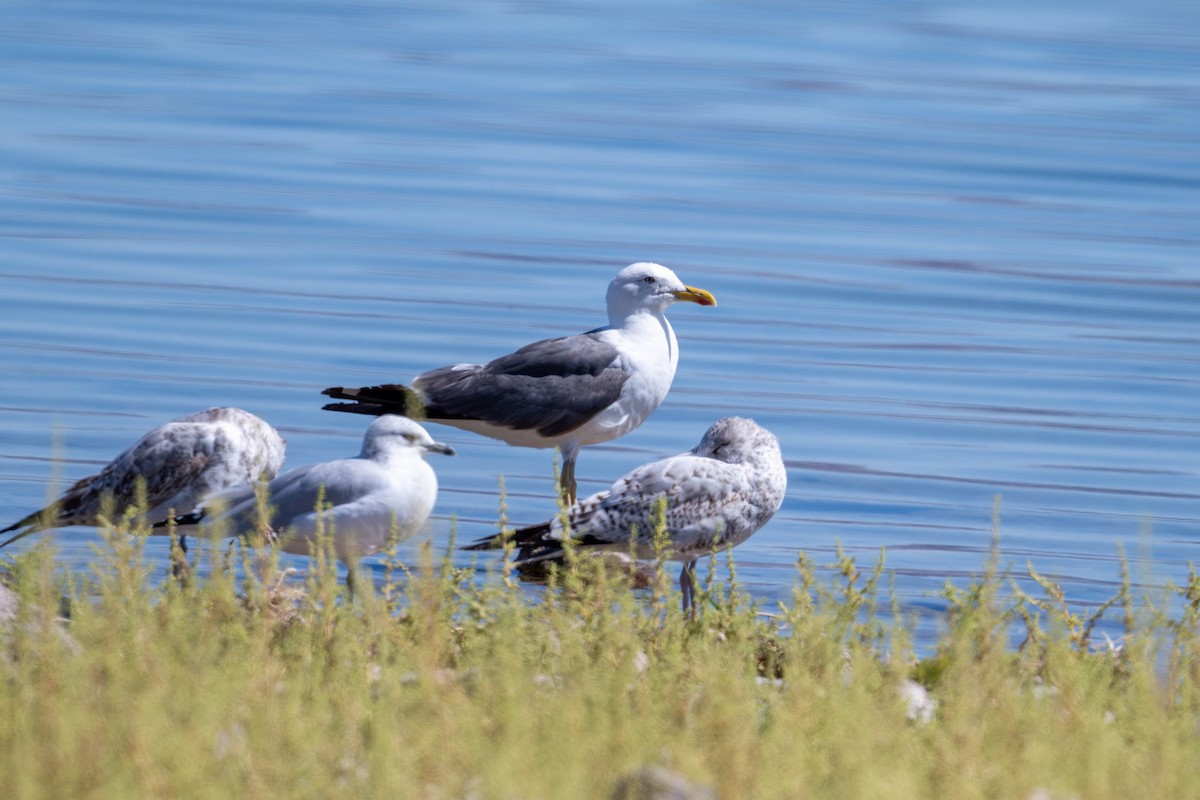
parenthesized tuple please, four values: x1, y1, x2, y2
(414, 332, 628, 437)
(190, 459, 390, 537)
(264, 460, 392, 528)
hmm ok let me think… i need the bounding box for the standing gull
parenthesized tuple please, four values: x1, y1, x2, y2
(463, 417, 787, 612)
(170, 416, 454, 589)
(0, 407, 286, 549)
(321, 262, 716, 503)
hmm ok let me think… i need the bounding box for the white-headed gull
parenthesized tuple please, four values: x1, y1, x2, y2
(173, 415, 453, 589)
(321, 262, 715, 503)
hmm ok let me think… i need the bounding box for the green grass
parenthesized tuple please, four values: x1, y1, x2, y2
(3, 504, 1200, 799)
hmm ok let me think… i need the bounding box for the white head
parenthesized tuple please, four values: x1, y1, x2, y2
(605, 262, 716, 323)
(694, 417, 781, 466)
(361, 415, 456, 460)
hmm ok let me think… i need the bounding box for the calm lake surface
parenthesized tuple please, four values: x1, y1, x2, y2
(1, 0, 1197, 645)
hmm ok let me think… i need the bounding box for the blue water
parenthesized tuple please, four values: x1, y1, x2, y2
(1, 0, 1197, 644)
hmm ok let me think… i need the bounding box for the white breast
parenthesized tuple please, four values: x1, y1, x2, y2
(572, 314, 679, 446)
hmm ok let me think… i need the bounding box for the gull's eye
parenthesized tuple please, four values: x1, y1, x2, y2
(642, 276, 656, 284)
(401, 432, 417, 442)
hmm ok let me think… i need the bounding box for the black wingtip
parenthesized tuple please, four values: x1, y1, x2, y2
(321, 383, 414, 399)
(461, 519, 559, 553)
(0, 509, 45, 548)
(0, 527, 34, 550)
(320, 383, 426, 419)
(322, 402, 390, 416)
(150, 510, 206, 529)
(460, 536, 502, 552)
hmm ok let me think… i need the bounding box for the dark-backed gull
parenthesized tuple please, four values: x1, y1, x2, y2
(321, 262, 716, 503)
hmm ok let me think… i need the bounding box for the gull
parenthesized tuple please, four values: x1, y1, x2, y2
(0, 407, 286, 549)
(321, 262, 716, 503)
(463, 417, 787, 613)
(170, 416, 454, 589)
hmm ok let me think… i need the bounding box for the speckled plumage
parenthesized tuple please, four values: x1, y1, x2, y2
(0, 407, 286, 548)
(321, 262, 716, 503)
(464, 417, 787, 610)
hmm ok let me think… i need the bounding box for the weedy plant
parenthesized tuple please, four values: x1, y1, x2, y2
(1, 493, 1199, 800)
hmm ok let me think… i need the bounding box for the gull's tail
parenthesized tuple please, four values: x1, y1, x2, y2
(321, 384, 425, 418)
(151, 511, 205, 529)
(1, 471, 101, 549)
(461, 520, 590, 569)
(461, 520, 553, 553)
(0, 507, 51, 549)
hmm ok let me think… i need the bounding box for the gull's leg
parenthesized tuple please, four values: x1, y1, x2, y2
(562, 457, 577, 505)
(170, 533, 190, 582)
(679, 560, 698, 616)
(345, 562, 357, 598)
(559, 442, 581, 505)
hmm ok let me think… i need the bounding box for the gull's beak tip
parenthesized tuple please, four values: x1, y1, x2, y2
(674, 285, 717, 307)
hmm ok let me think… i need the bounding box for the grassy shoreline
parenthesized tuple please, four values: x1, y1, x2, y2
(2, 512, 1199, 799)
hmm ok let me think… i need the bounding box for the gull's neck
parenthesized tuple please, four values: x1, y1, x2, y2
(609, 305, 678, 363)
(607, 299, 670, 329)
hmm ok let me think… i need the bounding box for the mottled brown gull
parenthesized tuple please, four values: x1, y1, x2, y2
(321, 262, 716, 504)
(0, 407, 286, 549)
(463, 417, 787, 612)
